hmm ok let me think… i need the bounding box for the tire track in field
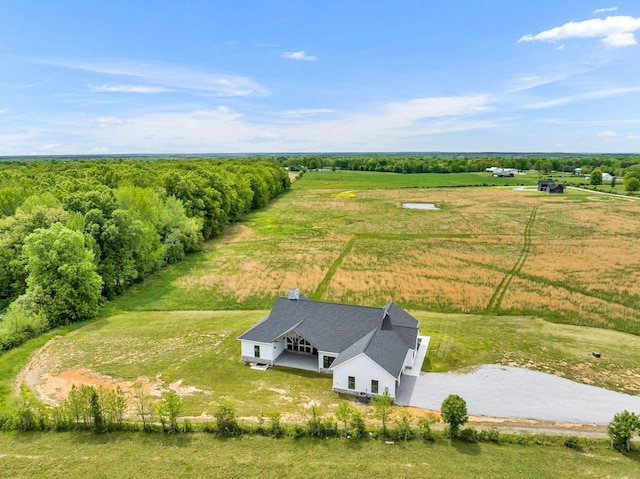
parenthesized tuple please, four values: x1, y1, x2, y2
(485, 204, 539, 314)
(312, 237, 355, 300)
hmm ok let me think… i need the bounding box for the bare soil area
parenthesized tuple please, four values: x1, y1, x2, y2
(16, 336, 204, 409)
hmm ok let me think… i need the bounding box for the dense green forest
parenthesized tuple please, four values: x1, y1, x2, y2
(0, 158, 290, 351)
(282, 153, 640, 175)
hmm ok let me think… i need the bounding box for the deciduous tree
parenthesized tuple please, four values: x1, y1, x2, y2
(22, 223, 103, 326)
(441, 394, 468, 438)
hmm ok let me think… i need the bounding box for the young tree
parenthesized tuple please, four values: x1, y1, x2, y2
(349, 409, 367, 439)
(441, 394, 468, 438)
(157, 391, 183, 434)
(371, 390, 394, 437)
(608, 410, 640, 452)
(590, 169, 603, 186)
(335, 401, 352, 437)
(89, 388, 104, 433)
(133, 386, 153, 431)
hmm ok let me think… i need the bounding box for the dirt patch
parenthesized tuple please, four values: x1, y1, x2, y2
(16, 337, 204, 409)
(32, 368, 160, 407)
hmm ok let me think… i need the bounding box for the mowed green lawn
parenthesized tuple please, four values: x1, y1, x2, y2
(0, 432, 637, 479)
(21, 310, 640, 419)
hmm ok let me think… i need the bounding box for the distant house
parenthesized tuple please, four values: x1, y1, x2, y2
(602, 173, 613, 182)
(538, 180, 565, 194)
(492, 168, 518, 177)
(238, 289, 423, 399)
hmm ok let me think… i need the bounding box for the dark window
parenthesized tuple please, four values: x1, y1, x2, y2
(254, 345, 260, 358)
(371, 380, 379, 394)
(348, 376, 355, 390)
(323, 356, 335, 369)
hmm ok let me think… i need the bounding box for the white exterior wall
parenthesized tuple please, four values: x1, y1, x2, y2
(240, 340, 285, 363)
(318, 351, 338, 371)
(403, 348, 415, 368)
(332, 354, 397, 399)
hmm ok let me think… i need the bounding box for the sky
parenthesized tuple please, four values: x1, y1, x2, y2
(1, 1, 640, 155)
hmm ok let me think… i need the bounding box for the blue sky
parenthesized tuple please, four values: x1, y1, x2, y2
(1, 1, 640, 155)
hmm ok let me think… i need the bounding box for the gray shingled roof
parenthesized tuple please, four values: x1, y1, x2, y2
(239, 295, 419, 377)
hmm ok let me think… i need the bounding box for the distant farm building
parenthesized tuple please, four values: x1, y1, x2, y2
(538, 180, 565, 194)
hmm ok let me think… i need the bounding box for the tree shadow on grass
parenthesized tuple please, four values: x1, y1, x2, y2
(54, 431, 195, 448)
(451, 439, 481, 456)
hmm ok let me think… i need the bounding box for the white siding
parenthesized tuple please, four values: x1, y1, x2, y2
(318, 351, 338, 371)
(403, 348, 415, 368)
(240, 340, 284, 364)
(332, 354, 397, 399)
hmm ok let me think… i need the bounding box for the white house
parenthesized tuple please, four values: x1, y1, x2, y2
(238, 289, 421, 399)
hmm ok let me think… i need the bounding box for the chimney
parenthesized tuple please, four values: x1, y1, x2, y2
(288, 288, 300, 300)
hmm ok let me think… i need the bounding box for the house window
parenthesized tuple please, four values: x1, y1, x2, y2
(371, 380, 379, 394)
(323, 356, 335, 369)
(348, 376, 355, 390)
(254, 345, 260, 358)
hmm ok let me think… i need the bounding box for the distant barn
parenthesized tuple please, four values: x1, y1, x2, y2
(538, 180, 565, 194)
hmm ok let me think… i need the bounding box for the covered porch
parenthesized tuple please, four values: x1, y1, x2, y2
(273, 350, 320, 372)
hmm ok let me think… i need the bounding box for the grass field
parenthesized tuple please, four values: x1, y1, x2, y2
(0, 431, 638, 479)
(19, 309, 640, 420)
(110, 173, 640, 336)
(3, 171, 640, 478)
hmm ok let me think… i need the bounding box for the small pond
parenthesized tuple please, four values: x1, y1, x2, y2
(401, 203, 440, 210)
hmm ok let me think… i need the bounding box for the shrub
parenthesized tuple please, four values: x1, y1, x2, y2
(349, 410, 366, 439)
(563, 436, 582, 450)
(287, 424, 306, 439)
(459, 426, 480, 443)
(417, 414, 439, 441)
(479, 427, 500, 442)
(267, 411, 284, 438)
(214, 400, 240, 437)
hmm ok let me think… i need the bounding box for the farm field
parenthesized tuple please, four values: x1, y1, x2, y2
(1, 432, 637, 479)
(113, 172, 640, 335)
(3, 170, 640, 478)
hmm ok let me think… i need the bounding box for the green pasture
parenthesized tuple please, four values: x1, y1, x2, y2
(1, 432, 638, 479)
(294, 170, 539, 189)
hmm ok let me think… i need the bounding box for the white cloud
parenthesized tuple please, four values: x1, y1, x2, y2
(278, 108, 334, 118)
(44, 58, 270, 97)
(525, 85, 640, 109)
(518, 15, 640, 47)
(625, 134, 640, 140)
(594, 7, 618, 14)
(26, 94, 494, 153)
(282, 51, 318, 61)
(0, 109, 8, 114)
(93, 84, 171, 93)
(91, 116, 127, 127)
(508, 73, 570, 92)
(598, 130, 618, 137)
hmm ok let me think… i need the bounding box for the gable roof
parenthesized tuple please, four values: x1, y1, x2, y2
(239, 294, 419, 377)
(330, 327, 410, 379)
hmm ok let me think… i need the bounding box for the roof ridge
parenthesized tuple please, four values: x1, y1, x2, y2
(279, 295, 386, 311)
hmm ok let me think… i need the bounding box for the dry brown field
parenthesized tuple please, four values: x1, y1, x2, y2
(157, 183, 640, 333)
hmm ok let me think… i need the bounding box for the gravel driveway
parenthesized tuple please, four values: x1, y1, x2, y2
(396, 364, 640, 424)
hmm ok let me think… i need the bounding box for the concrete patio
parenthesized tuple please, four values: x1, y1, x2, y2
(273, 351, 319, 371)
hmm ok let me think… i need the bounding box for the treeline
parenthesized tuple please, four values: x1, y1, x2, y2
(283, 154, 640, 175)
(0, 158, 290, 351)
